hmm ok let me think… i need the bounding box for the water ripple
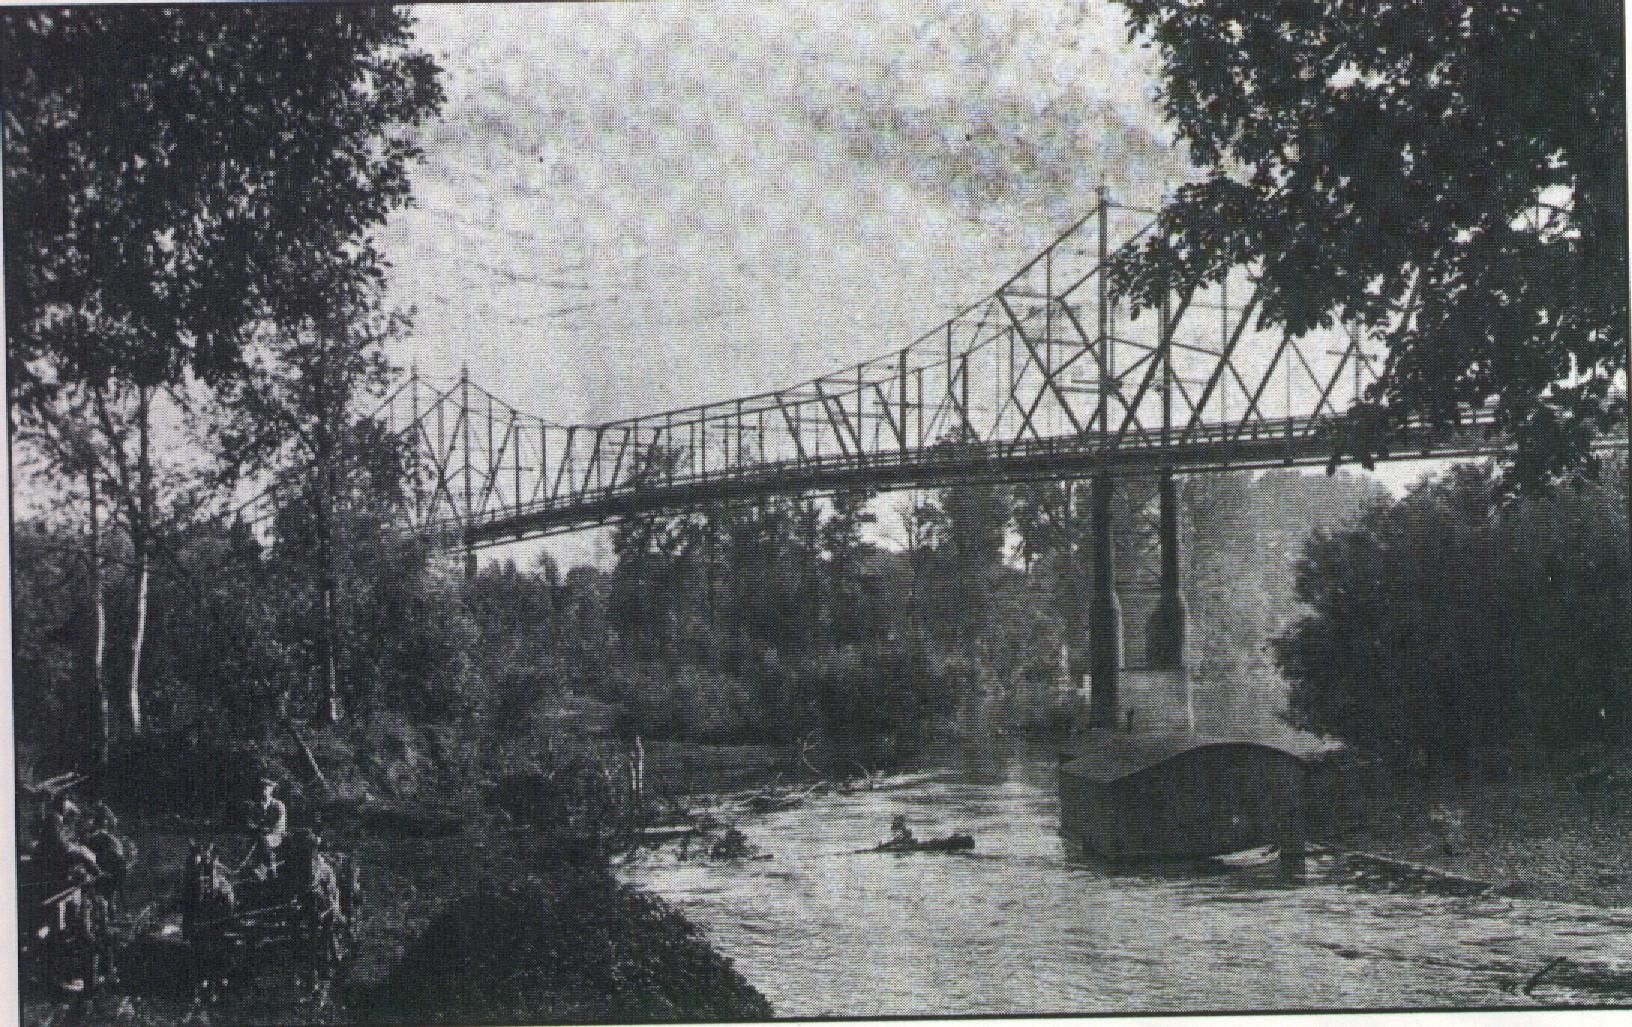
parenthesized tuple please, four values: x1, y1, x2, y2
(621, 754, 1631, 1016)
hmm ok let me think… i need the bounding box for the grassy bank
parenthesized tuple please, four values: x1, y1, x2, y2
(354, 866, 770, 1024)
(1309, 752, 1632, 908)
(19, 727, 774, 1026)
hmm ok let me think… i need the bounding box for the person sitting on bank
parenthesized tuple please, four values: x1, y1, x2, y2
(888, 814, 915, 847)
(241, 776, 288, 880)
(38, 792, 100, 883)
(85, 801, 138, 909)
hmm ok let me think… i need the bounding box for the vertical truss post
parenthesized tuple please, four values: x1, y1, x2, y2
(898, 350, 909, 455)
(1219, 277, 1230, 424)
(915, 368, 925, 449)
(408, 366, 422, 523)
(1045, 247, 1054, 437)
(460, 365, 475, 579)
(961, 355, 970, 436)
(511, 413, 521, 517)
(1096, 185, 1110, 441)
(1088, 473, 1123, 729)
(1350, 324, 1364, 400)
(1160, 290, 1172, 447)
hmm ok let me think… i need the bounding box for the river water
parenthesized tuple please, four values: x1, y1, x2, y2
(621, 748, 1632, 1017)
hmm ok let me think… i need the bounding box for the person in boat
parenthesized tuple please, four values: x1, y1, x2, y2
(240, 776, 288, 881)
(709, 826, 754, 860)
(888, 814, 915, 847)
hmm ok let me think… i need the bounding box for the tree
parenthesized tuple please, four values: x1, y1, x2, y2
(3, 5, 443, 414)
(13, 395, 116, 757)
(1110, 1, 1627, 488)
(820, 489, 877, 643)
(1274, 461, 1630, 769)
(3, 5, 443, 735)
(213, 293, 404, 723)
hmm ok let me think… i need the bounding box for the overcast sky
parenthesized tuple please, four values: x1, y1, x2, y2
(371, 1, 1425, 567)
(380, 2, 1188, 416)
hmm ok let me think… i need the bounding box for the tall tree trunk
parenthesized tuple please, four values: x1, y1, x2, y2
(320, 569, 341, 724)
(314, 477, 340, 724)
(316, 329, 343, 726)
(126, 385, 152, 737)
(87, 465, 110, 763)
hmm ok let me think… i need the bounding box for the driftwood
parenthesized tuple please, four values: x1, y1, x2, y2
(1333, 850, 1495, 897)
(638, 826, 697, 846)
(1523, 956, 1569, 996)
(742, 793, 803, 814)
(284, 722, 331, 795)
(22, 771, 88, 800)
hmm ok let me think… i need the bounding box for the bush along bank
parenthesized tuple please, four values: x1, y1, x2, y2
(353, 863, 772, 1024)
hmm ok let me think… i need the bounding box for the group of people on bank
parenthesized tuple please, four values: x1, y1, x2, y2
(31, 772, 296, 899)
(35, 791, 137, 900)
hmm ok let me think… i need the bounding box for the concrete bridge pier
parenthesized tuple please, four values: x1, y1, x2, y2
(1125, 471, 1195, 733)
(1146, 472, 1186, 670)
(1087, 473, 1123, 729)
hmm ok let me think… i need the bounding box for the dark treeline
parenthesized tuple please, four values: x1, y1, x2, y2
(448, 467, 1388, 760)
(5, 3, 447, 779)
(1278, 460, 1631, 774)
(16, 461, 1391, 777)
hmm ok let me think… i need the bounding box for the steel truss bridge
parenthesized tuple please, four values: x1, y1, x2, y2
(380, 193, 1507, 553)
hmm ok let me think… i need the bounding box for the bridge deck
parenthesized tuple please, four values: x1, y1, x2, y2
(453, 411, 1506, 546)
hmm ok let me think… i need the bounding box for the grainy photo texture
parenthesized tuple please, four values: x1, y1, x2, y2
(3, 2, 1629, 1025)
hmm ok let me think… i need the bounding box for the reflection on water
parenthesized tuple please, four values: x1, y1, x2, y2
(620, 749, 1632, 1017)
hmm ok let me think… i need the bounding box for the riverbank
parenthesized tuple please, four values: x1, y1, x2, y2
(18, 727, 778, 1026)
(21, 801, 772, 1026)
(1310, 751, 1632, 909)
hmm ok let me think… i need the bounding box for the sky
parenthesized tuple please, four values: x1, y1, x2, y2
(369, 1, 1426, 568)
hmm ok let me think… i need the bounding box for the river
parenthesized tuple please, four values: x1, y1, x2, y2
(621, 747, 1632, 1017)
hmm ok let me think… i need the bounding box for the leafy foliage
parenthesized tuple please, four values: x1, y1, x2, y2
(1111, 1, 1627, 486)
(1276, 461, 1631, 768)
(2, 5, 443, 413)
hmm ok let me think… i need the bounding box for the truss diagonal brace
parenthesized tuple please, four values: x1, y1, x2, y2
(1114, 286, 1197, 439)
(996, 293, 1086, 438)
(1183, 283, 1263, 437)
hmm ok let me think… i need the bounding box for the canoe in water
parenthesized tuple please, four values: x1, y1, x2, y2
(862, 833, 975, 854)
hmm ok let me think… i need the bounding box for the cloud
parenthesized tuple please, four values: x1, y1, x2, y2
(376, 1, 1194, 427)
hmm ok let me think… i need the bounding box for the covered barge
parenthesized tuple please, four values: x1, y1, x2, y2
(1059, 731, 1311, 861)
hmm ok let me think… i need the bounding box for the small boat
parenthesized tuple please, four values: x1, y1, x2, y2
(1208, 845, 1281, 869)
(858, 833, 975, 854)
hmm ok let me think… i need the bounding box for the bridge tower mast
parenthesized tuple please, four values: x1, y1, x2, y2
(1088, 186, 1124, 730)
(461, 365, 477, 580)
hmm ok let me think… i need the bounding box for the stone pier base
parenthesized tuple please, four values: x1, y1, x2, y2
(1111, 668, 1195, 735)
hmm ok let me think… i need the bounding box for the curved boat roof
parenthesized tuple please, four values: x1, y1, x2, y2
(1061, 730, 1318, 785)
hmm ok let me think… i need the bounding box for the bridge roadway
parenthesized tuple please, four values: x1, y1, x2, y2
(453, 409, 1506, 548)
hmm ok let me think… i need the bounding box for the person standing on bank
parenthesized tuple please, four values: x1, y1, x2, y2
(243, 777, 288, 880)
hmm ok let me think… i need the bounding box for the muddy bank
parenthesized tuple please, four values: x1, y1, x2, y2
(1309, 752, 1632, 908)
